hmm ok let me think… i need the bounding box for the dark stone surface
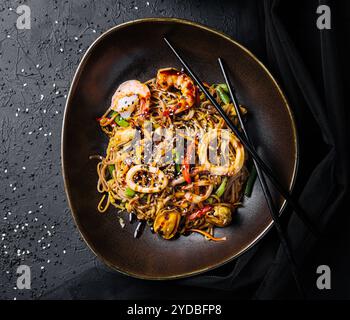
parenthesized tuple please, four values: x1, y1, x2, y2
(0, 0, 268, 300)
(1, 0, 348, 300)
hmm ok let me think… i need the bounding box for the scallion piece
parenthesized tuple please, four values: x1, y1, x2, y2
(216, 86, 230, 105)
(244, 166, 257, 197)
(115, 114, 129, 127)
(125, 187, 135, 197)
(108, 165, 115, 177)
(173, 150, 181, 173)
(215, 177, 228, 197)
(216, 83, 229, 93)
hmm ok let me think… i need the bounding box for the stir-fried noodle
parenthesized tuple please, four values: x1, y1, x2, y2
(92, 68, 249, 241)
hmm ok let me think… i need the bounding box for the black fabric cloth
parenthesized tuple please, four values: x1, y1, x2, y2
(44, 0, 349, 300)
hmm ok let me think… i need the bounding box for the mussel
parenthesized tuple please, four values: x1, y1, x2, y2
(153, 209, 181, 240)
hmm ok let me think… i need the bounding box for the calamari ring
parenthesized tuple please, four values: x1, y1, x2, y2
(183, 180, 213, 204)
(198, 129, 245, 176)
(125, 164, 168, 193)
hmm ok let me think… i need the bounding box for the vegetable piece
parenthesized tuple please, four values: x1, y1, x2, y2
(189, 228, 226, 241)
(108, 165, 115, 177)
(216, 83, 229, 93)
(182, 163, 191, 184)
(125, 187, 136, 197)
(215, 177, 228, 197)
(97, 111, 118, 126)
(188, 205, 213, 221)
(216, 86, 230, 104)
(182, 141, 195, 184)
(115, 114, 129, 127)
(172, 150, 181, 173)
(244, 165, 257, 197)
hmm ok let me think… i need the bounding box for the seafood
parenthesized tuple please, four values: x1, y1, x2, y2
(125, 164, 168, 193)
(153, 209, 181, 239)
(156, 68, 196, 115)
(111, 80, 151, 118)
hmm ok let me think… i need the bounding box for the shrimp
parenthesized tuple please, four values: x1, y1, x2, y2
(111, 80, 151, 118)
(156, 68, 196, 115)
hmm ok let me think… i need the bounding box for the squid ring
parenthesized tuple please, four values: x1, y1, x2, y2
(126, 165, 168, 193)
(198, 129, 245, 176)
(184, 180, 214, 204)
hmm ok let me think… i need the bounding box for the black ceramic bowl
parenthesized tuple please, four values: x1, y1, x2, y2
(62, 18, 298, 279)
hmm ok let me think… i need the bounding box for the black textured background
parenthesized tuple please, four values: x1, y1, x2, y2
(0, 0, 349, 300)
(0, 0, 269, 300)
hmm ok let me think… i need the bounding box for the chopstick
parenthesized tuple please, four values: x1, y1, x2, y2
(218, 58, 304, 296)
(163, 37, 319, 238)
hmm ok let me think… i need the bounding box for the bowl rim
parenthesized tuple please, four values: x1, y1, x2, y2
(61, 17, 299, 280)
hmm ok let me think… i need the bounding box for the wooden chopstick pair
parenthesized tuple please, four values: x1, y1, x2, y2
(164, 37, 312, 296)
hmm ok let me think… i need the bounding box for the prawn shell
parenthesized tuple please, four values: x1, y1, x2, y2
(110, 80, 151, 117)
